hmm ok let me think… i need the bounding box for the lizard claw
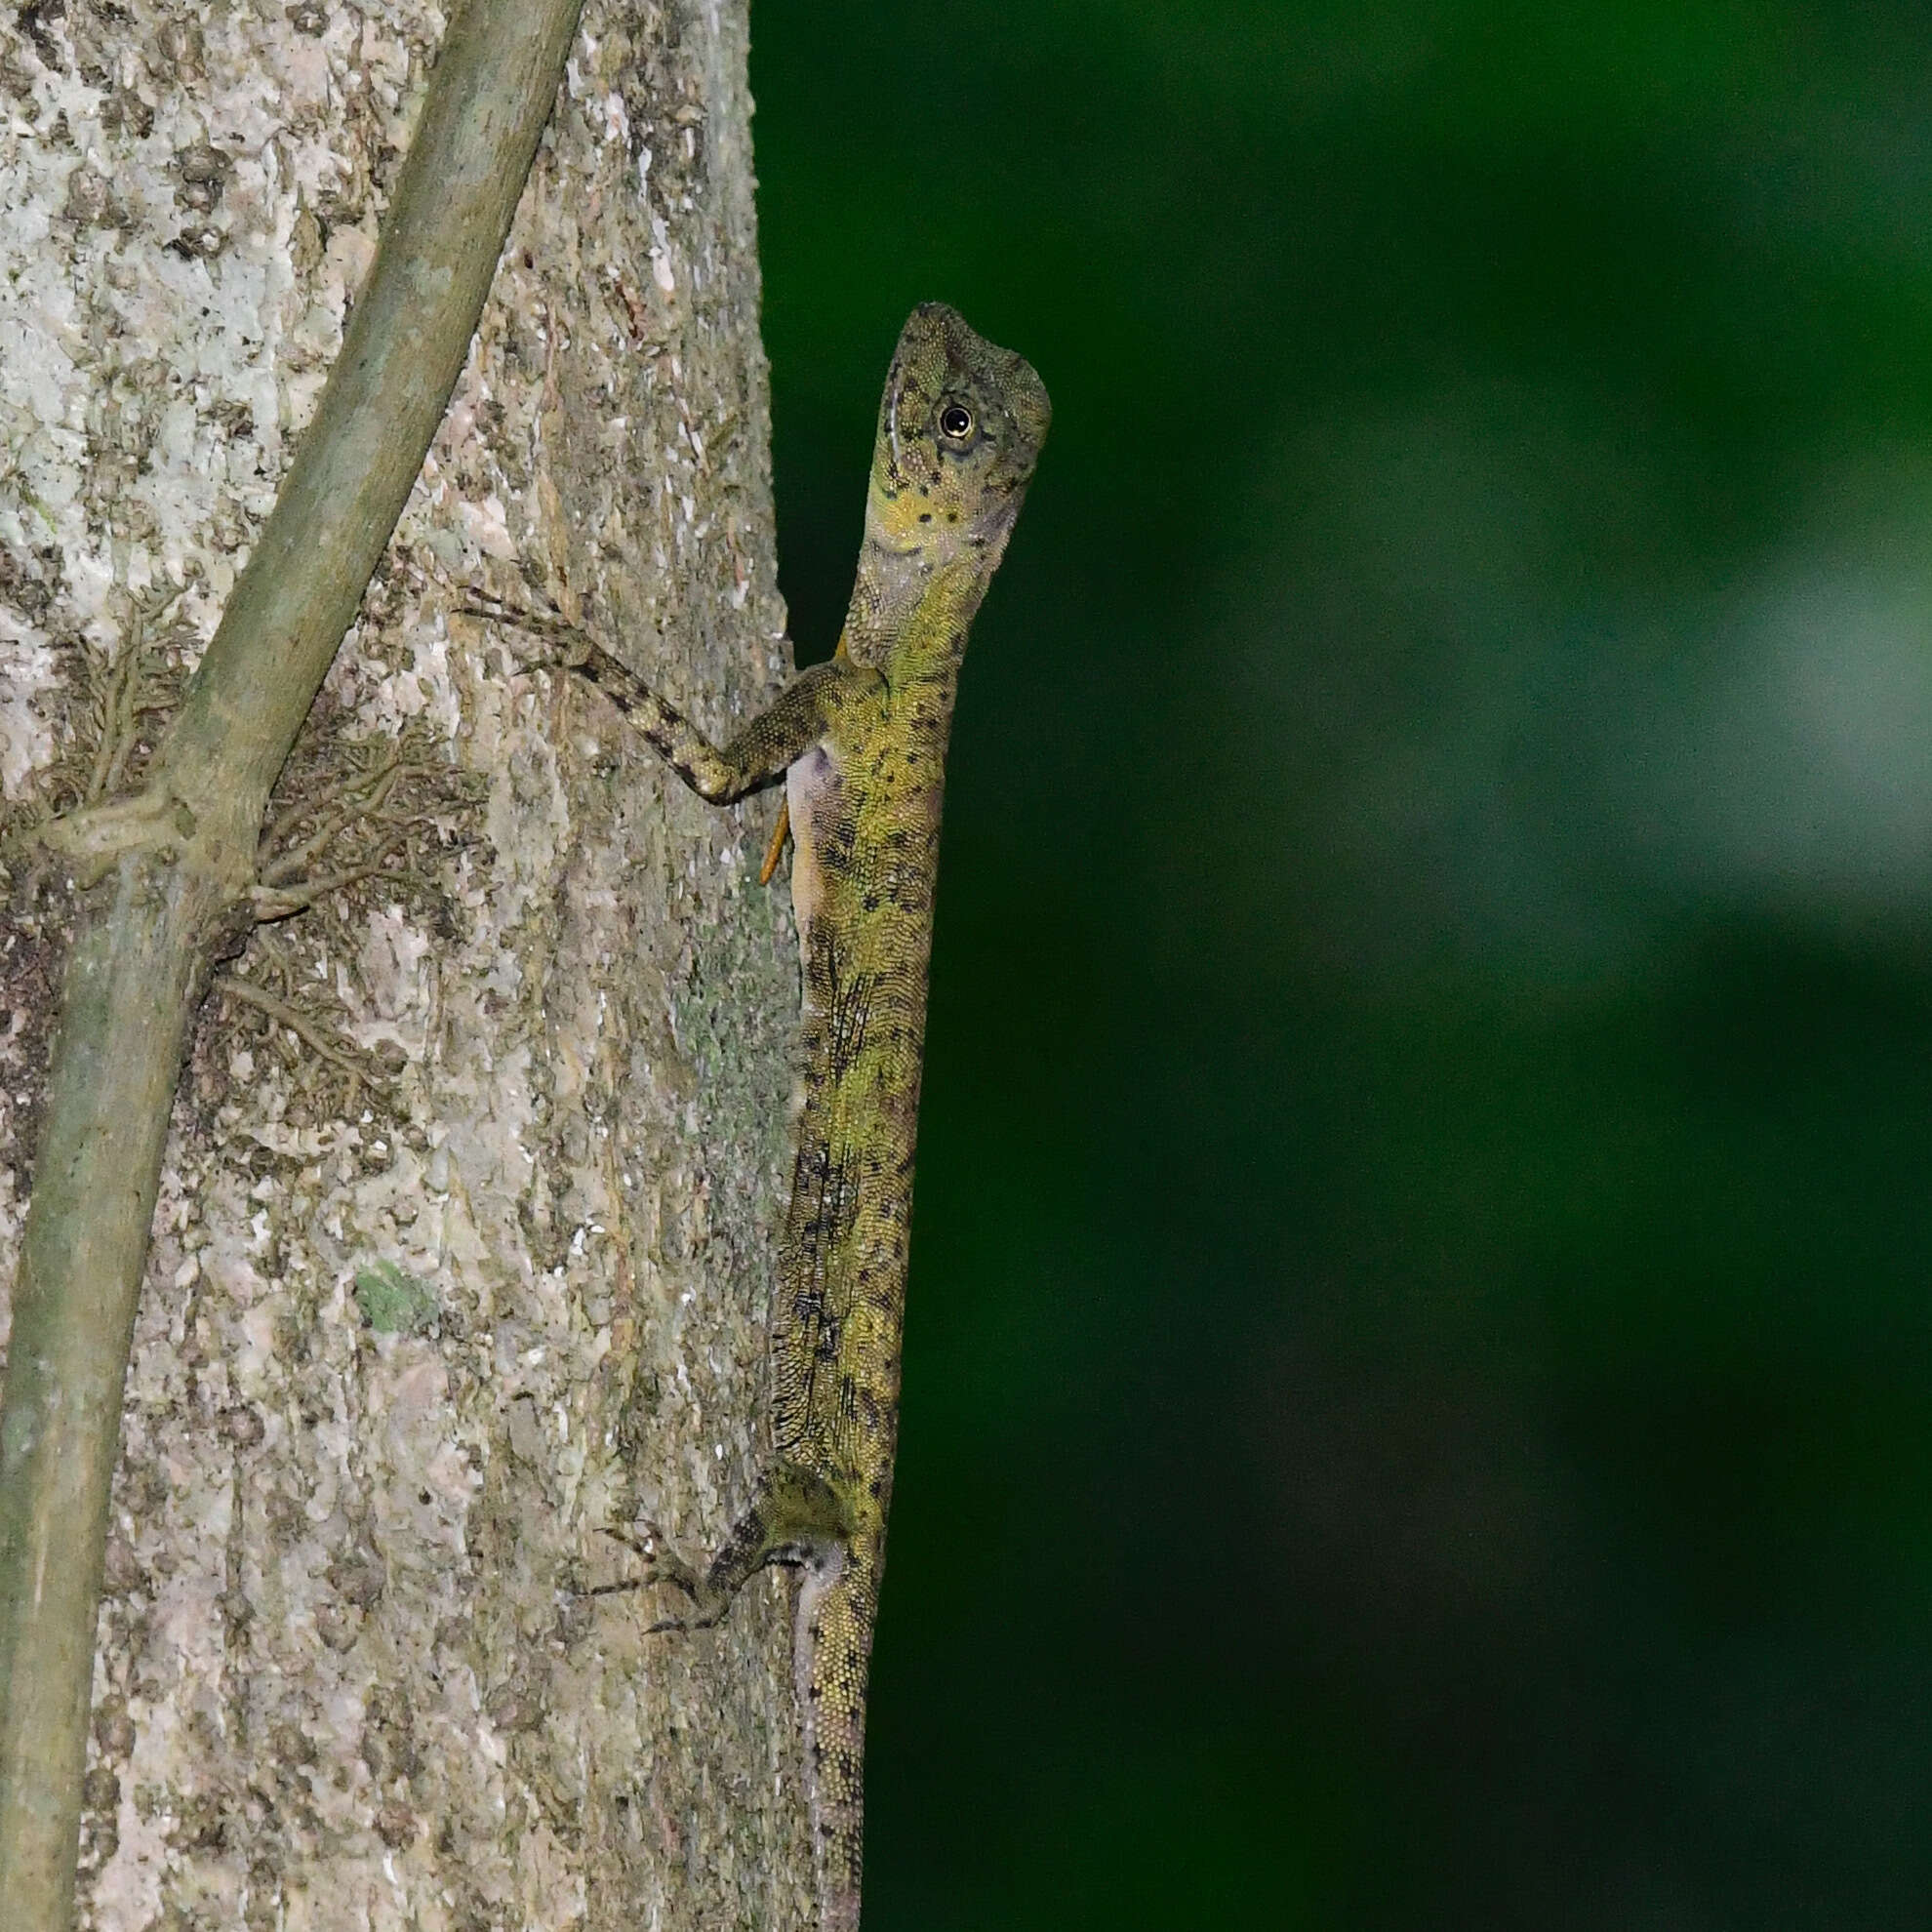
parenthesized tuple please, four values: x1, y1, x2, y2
(586, 1522, 703, 1606)
(597, 1520, 665, 1564)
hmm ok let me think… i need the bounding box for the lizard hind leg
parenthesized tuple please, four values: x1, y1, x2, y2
(592, 1463, 852, 1634)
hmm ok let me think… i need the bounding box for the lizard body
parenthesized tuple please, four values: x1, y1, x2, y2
(584, 304, 1049, 1929)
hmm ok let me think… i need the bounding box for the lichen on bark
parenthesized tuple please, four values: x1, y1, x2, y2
(1, 0, 812, 1924)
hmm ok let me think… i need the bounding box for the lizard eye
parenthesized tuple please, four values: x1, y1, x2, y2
(938, 403, 974, 441)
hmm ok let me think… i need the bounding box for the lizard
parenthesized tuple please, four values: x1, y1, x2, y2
(538, 302, 1049, 1930)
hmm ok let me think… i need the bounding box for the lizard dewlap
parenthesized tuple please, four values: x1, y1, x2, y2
(574, 302, 1048, 1931)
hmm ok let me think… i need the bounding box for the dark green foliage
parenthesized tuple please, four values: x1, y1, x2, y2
(753, 3, 1932, 1925)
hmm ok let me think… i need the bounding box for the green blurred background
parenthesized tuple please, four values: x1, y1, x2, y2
(748, 5, 1932, 1925)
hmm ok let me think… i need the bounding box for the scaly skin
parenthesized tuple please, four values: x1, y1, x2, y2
(584, 304, 1049, 1929)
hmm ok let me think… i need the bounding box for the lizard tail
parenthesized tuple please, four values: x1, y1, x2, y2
(795, 1552, 875, 1931)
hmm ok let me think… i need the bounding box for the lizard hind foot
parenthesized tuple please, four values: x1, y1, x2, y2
(587, 1522, 706, 1616)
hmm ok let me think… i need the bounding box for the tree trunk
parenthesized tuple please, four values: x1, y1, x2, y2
(0, 2, 811, 1926)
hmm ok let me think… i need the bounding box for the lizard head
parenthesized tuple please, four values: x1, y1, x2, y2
(865, 302, 1051, 568)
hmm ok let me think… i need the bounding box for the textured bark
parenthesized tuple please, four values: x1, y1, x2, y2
(0, 2, 809, 1926)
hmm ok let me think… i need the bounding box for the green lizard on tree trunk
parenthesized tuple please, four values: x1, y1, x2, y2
(536, 303, 1048, 1929)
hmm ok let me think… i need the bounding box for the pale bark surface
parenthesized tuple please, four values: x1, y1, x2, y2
(0, 3, 811, 1926)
